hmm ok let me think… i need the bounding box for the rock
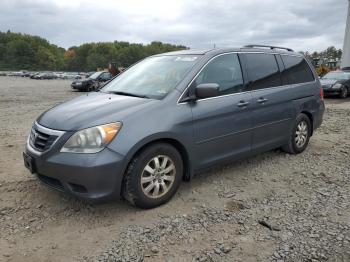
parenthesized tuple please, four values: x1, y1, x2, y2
(151, 246, 159, 254)
(220, 245, 232, 253)
(198, 255, 207, 262)
(273, 252, 281, 258)
(224, 193, 236, 198)
(213, 248, 221, 254)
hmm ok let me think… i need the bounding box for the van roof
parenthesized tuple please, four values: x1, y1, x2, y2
(159, 46, 302, 57)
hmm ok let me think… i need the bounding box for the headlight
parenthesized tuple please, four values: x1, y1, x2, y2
(61, 122, 122, 153)
(332, 83, 342, 89)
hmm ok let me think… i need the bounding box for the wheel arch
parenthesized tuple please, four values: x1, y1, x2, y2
(300, 111, 314, 136)
(123, 136, 192, 185)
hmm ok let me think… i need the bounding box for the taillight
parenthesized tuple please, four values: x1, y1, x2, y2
(320, 88, 324, 101)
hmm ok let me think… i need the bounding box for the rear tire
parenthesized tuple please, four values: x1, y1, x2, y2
(282, 113, 311, 154)
(123, 143, 183, 209)
(339, 86, 348, 98)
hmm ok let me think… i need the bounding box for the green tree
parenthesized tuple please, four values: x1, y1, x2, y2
(0, 30, 187, 71)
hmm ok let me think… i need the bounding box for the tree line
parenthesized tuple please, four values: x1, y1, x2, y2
(301, 46, 343, 63)
(0, 30, 344, 71)
(0, 31, 65, 71)
(0, 31, 187, 71)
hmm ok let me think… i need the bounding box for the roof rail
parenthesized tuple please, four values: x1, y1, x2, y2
(244, 45, 294, 52)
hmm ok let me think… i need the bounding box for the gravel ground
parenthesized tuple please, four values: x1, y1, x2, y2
(0, 76, 349, 262)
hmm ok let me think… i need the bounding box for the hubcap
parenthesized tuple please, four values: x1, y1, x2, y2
(342, 88, 348, 97)
(140, 155, 176, 199)
(295, 121, 308, 148)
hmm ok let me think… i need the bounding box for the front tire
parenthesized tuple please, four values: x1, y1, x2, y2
(339, 86, 348, 98)
(123, 143, 183, 209)
(282, 113, 311, 154)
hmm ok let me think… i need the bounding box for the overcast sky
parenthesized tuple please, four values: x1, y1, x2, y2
(0, 0, 349, 52)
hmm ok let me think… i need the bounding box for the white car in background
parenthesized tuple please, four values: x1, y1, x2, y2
(61, 72, 81, 80)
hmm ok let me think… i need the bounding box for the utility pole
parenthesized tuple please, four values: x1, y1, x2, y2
(341, 0, 350, 69)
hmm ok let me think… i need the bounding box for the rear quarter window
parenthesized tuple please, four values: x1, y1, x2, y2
(281, 55, 315, 85)
(244, 53, 281, 90)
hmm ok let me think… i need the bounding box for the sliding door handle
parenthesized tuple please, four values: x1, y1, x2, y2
(257, 97, 268, 104)
(237, 101, 250, 107)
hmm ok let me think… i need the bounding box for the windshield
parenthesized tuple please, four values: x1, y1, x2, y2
(101, 55, 199, 99)
(322, 72, 350, 80)
(89, 72, 102, 80)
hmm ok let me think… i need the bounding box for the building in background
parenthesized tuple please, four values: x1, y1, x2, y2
(341, 0, 350, 69)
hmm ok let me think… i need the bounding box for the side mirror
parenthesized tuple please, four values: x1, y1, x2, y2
(195, 83, 220, 99)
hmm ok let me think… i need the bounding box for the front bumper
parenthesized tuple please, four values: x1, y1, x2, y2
(24, 141, 127, 203)
(322, 86, 341, 95)
(71, 83, 86, 90)
(323, 90, 341, 95)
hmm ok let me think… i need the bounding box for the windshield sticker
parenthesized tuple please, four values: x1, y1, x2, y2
(175, 56, 198, 62)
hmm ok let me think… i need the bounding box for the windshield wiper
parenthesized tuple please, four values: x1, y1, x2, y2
(106, 91, 150, 99)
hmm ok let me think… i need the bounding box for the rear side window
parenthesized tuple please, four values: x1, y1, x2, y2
(244, 53, 281, 90)
(194, 53, 244, 96)
(281, 55, 315, 84)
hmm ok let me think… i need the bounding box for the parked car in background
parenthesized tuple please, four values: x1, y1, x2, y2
(61, 72, 81, 80)
(30, 72, 40, 79)
(9, 71, 25, 77)
(23, 46, 324, 209)
(53, 72, 63, 79)
(85, 72, 96, 78)
(71, 71, 112, 91)
(33, 72, 57, 80)
(22, 71, 31, 77)
(320, 70, 350, 98)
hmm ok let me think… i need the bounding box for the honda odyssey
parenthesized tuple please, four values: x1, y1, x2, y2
(23, 45, 325, 209)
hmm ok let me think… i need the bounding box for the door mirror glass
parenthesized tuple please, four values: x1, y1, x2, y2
(195, 83, 220, 99)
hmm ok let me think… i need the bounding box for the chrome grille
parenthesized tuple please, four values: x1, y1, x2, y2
(28, 122, 64, 154)
(29, 128, 58, 152)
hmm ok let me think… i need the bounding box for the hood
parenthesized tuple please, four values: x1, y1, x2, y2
(73, 78, 91, 84)
(320, 79, 337, 86)
(37, 92, 154, 131)
(320, 78, 346, 86)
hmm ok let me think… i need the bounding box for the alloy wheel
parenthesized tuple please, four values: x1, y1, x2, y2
(341, 87, 348, 98)
(295, 121, 308, 148)
(140, 155, 176, 199)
